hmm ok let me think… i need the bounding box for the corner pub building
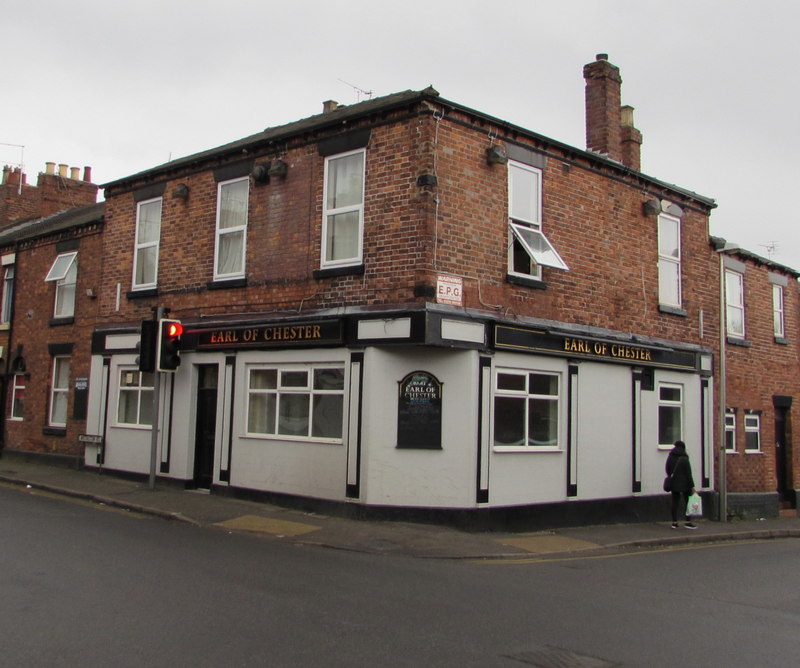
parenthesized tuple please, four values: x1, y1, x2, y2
(83, 55, 724, 527)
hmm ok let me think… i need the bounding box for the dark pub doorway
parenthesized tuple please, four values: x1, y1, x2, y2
(193, 365, 219, 489)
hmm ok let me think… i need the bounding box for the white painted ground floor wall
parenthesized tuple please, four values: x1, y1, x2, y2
(85, 342, 712, 510)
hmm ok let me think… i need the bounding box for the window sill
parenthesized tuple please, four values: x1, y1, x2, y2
(658, 304, 687, 317)
(43, 426, 66, 437)
(314, 264, 365, 280)
(774, 336, 789, 345)
(727, 336, 751, 348)
(505, 273, 547, 290)
(744, 449, 764, 455)
(207, 277, 247, 290)
(49, 317, 74, 327)
(493, 446, 562, 454)
(127, 288, 158, 299)
(0, 322, 9, 331)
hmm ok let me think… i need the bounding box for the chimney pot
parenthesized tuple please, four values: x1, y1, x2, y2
(70, 167, 80, 180)
(58, 164, 68, 177)
(46, 162, 56, 175)
(596, 53, 609, 61)
(83, 166, 92, 182)
(322, 100, 339, 114)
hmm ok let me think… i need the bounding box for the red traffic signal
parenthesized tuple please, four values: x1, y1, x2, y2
(157, 318, 183, 372)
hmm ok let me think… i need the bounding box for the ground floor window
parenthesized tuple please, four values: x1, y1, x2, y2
(725, 411, 736, 452)
(117, 369, 155, 426)
(744, 414, 761, 452)
(493, 369, 560, 449)
(8, 373, 25, 420)
(246, 365, 345, 441)
(658, 383, 683, 447)
(49, 357, 70, 427)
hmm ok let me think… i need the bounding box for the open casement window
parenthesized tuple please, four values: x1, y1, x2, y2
(214, 177, 249, 280)
(657, 213, 682, 307)
(45, 252, 78, 318)
(49, 356, 70, 427)
(507, 161, 567, 279)
(321, 149, 365, 268)
(133, 198, 162, 289)
(725, 269, 745, 338)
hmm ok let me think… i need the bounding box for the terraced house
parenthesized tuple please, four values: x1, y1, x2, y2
(4, 56, 798, 526)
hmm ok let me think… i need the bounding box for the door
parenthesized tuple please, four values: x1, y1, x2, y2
(774, 403, 795, 507)
(193, 365, 219, 489)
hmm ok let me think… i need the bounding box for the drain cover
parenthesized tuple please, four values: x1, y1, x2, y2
(503, 645, 619, 667)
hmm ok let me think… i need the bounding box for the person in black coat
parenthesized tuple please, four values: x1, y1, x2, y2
(665, 440, 698, 529)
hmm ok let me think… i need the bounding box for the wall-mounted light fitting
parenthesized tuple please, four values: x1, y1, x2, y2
(251, 162, 270, 185)
(268, 160, 288, 178)
(486, 145, 508, 165)
(172, 183, 190, 199)
(642, 198, 661, 216)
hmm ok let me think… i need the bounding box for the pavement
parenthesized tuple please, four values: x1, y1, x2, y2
(2, 453, 799, 561)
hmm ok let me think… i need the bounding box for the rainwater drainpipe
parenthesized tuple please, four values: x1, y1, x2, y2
(717, 242, 739, 522)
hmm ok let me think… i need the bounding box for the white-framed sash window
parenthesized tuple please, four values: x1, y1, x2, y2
(321, 149, 365, 268)
(214, 177, 249, 280)
(133, 197, 162, 289)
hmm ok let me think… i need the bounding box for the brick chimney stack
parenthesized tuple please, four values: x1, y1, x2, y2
(0, 161, 99, 228)
(584, 54, 642, 170)
(584, 54, 622, 161)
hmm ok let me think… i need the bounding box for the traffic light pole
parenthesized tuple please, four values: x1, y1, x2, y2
(148, 306, 167, 490)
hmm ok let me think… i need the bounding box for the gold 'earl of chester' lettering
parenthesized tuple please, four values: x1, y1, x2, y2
(563, 337, 652, 362)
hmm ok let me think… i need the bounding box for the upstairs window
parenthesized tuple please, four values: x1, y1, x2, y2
(214, 177, 249, 280)
(133, 198, 162, 290)
(657, 213, 681, 307)
(45, 252, 78, 319)
(321, 149, 365, 268)
(507, 161, 567, 280)
(725, 269, 745, 339)
(1, 265, 14, 324)
(773, 284, 785, 338)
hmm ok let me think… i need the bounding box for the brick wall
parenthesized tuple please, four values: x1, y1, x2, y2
(725, 258, 800, 494)
(3, 223, 103, 457)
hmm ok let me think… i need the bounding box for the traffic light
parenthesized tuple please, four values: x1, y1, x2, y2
(136, 320, 158, 372)
(157, 319, 183, 372)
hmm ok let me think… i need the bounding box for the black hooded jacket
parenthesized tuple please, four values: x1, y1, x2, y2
(665, 442, 695, 494)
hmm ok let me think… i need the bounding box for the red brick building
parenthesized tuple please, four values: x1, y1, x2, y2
(0, 165, 101, 464)
(3, 57, 797, 526)
(713, 241, 800, 517)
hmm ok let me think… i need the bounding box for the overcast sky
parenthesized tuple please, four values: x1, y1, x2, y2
(2, 1, 797, 269)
